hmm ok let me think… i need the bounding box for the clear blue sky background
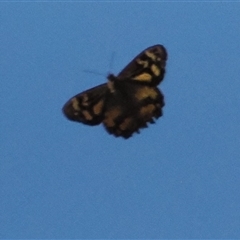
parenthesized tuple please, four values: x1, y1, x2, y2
(1, 2, 240, 238)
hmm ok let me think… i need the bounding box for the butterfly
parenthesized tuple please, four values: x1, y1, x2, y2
(62, 44, 167, 139)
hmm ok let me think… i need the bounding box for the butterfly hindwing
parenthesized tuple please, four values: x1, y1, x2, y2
(62, 44, 167, 138)
(102, 81, 164, 138)
(62, 83, 108, 126)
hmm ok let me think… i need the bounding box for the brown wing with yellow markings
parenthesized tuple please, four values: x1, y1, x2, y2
(62, 83, 108, 126)
(117, 44, 167, 86)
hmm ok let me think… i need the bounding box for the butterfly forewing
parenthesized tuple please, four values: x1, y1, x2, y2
(62, 83, 108, 126)
(117, 44, 167, 86)
(62, 44, 167, 138)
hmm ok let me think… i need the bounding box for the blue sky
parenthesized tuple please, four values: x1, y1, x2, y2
(1, 2, 240, 238)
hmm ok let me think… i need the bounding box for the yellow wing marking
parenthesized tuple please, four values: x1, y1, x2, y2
(72, 97, 81, 111)
(134, 87, 158, 100)
(93, 99, 104, 115)
(151, 64, 160, 76)
(133, 73, 152, 82)
(82, 110, 93, 120)
(136, 58, 149, 68)
(145, 50, 158, 61)
(119, 117, 133, 131)
(82, 94, 89, 107)
(103, 107, 122, 127)
(139, 104, 156, 120)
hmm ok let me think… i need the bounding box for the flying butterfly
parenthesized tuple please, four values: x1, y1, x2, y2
(62, 44, 167, 139)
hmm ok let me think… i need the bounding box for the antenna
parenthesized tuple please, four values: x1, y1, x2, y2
(83, 50, 117, 78)
(82, 69, 106, 77)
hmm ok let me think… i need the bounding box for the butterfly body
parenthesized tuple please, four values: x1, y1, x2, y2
(63, 45, 167, 138)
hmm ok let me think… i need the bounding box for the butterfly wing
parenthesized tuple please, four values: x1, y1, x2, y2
(62, 83, 108, 126)
(117, 44, 167, 86)
(102, 81, 164, 138)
